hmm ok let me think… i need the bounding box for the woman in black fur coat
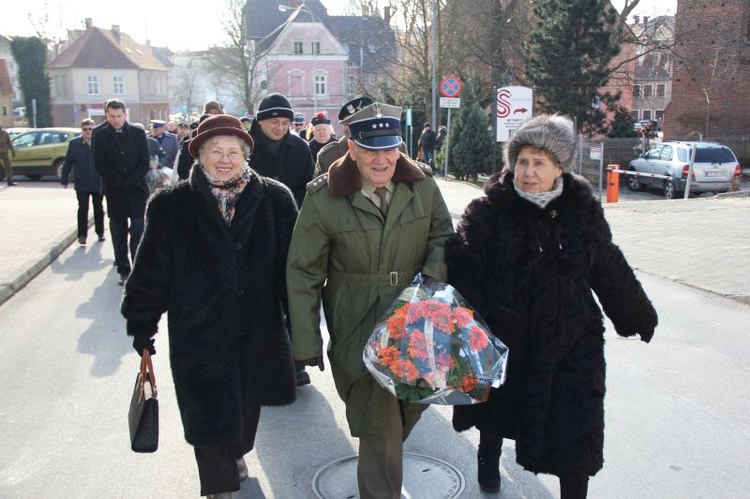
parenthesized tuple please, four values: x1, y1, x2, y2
(121, 115, 298, 498)
(446, 115, 657, 498)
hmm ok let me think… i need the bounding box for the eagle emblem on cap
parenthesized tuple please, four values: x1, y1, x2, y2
(374, 102, 382, 118)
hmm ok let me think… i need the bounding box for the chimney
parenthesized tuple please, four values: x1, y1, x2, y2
(85, 18, 92, 29)
(111, 25, 121, 43)
(384, 6, 392, 25)
(362, 6, 369, 17)
(633, 15, 639, 25)
(643, 16, 649, 25)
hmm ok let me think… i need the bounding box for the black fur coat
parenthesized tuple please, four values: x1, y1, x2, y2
(446, 172, 657, 477)
(121, 167, 298, 447)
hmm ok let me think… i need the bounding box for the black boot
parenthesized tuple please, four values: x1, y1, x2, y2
(477, 434, 502, 493)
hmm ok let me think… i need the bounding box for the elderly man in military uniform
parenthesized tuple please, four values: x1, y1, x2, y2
(287, 102, 454, 498)
(149, 120, 179, 168)
(314, 96, 374, 175)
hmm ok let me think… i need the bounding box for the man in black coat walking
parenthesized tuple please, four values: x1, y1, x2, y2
(249, 93, 314, 387)
(93, 98, 150, 285)
(61, 118, 105, 245)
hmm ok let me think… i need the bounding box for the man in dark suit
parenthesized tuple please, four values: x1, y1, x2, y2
(93, 98, 150, 285)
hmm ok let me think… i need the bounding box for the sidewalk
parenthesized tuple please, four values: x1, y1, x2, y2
(1, 178, 749, 307)
(0, 182, 81, 306)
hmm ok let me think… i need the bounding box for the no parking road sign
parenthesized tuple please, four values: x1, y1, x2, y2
(440, 75, 462, 98)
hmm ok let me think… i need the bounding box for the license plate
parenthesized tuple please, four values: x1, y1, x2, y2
(704, 170, 725, 177)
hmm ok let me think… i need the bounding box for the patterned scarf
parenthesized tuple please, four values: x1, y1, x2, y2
(201, 165, 253, 224)
(513, 176, 564, 209)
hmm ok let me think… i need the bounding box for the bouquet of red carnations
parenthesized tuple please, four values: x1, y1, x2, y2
(363, 275, 508, 405)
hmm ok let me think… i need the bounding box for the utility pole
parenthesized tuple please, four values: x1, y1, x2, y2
(431, 0, 437, 130)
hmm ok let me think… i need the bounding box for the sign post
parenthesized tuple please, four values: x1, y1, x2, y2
(496, 86, 533, 142)
(439, 76, 462, 180)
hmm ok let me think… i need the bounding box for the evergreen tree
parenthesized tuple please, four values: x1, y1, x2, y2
(525, 0, 620, 137)
(451, 102, 492, 181)
(10, 37, 52, 127)
(607, 106, 640, 138)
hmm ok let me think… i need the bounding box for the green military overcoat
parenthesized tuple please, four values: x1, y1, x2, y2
(287, 152, 454, 438)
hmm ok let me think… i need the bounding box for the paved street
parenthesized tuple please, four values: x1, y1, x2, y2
(0, 177, 749, 498)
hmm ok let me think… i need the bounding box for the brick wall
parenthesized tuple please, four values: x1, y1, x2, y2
(665, 0, 750, 139)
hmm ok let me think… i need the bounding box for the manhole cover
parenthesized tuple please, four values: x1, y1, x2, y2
(312, 453, 465, 499)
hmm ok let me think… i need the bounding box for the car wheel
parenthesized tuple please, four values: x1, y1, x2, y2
(626, 171, 644, 191)
(27, 175, 41, 181)
(663, 180, 676, 199)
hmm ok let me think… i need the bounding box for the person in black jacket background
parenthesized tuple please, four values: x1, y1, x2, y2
(248, 93, 314, 209)
(248, 93, 314, 387)
(93, 99, 150, 285)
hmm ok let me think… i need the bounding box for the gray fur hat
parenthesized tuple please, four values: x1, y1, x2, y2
(504, 114, 577, 171)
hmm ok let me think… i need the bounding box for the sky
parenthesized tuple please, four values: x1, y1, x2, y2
(1, 0, 677, 53)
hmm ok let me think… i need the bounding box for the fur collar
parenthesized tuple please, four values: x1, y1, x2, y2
(326, 152, 426, 198)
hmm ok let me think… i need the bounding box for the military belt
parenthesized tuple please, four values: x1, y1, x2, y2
(328, 266, 420, 287)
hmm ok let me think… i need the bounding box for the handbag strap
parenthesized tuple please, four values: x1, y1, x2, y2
(140, 349, 158, 395)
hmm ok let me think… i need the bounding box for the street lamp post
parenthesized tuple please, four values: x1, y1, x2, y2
(279, 3, 318, 113)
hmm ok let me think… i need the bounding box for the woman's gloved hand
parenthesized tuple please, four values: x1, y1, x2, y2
(132, 335, 156, 356)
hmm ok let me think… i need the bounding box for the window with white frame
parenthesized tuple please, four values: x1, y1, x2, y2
(113, 75, 125, 95)
(633, 85, 640, 98)
(642, 109, 652, 120)
(294, 42, 303, 55)
(656, 84, 666, 97)
(346, 75, 357, 95)
(87, 75, 100, 95)
(311, 41, 320, 55)
(655, 110, 664, 121)
(314, 74, 327, 96)
(643, 84, 653, 97)
(630, 110, 639, 120)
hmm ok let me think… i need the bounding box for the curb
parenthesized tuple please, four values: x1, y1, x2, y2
(0, 228, 78, 307)
(715, 189, 750, 199)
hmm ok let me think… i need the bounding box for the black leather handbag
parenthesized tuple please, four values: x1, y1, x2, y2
(128, 349, 159, 453)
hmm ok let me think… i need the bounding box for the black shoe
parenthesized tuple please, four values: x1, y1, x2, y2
(97, 234, 106, 242)
(295, 369, 311, 387)
(78, 236, 87, 245)
(7, 182, 17, 186)
(477, 442, 502, 493)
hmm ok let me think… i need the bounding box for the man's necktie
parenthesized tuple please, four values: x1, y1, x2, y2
(374, 187, 389, 216)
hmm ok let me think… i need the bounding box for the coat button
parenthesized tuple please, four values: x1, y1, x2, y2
(235, 242, 242, 250)
(238, 289, 245, 296)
